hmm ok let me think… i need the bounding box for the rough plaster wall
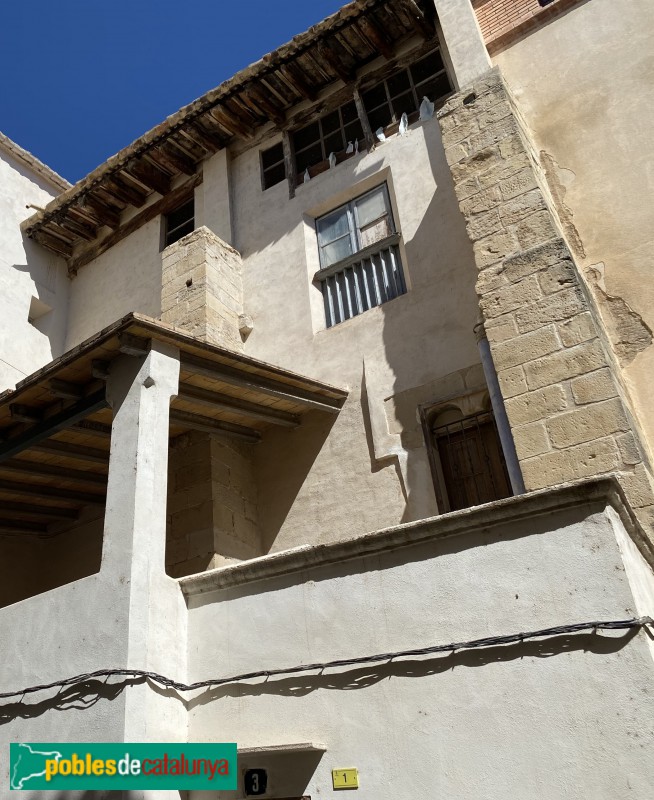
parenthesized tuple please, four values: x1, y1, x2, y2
(493, 0, 654, 453)
(227, 117, 482, 548)
(187, 505, 654, 799)
(437, 68, 654, 540)
(65, 216, 163, 349)
(0, 149, 68, 390)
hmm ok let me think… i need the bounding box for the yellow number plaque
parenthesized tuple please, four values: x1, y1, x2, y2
(332, 769, 359, 790)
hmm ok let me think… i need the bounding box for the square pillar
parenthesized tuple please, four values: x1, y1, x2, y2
(102, 340, 187, 746)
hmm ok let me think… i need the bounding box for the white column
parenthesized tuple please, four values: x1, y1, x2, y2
(433, 0, 492, 89)
(102, 341, 187, 755)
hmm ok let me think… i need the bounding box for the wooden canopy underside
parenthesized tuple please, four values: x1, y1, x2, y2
(0, 314, 347, 536)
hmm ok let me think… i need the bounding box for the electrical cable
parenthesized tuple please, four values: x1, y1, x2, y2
(1, 616, 651, 701)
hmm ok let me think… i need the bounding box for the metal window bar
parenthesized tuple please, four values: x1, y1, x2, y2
(317, 239, 406, 327)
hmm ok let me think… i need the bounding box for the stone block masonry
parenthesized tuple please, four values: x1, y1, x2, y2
(161, 226, 244, 350)
(167, 432, 262, 578)
(437, 67, 654, 542)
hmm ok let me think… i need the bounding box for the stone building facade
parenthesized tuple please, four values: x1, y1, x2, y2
(0, 1, 653, 798)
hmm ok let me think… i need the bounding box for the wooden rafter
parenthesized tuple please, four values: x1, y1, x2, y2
(395, 0, 435, 39)
(180, 354, 344, 413)
(359, 16, 395, 59)
(169, 409, 261, 443)
(177, 384, 300, 428)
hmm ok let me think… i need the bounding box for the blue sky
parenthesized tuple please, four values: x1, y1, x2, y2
(1, 0, 345, 183)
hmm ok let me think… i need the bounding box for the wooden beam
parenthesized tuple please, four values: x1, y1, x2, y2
(55, 214, 98, 242)
(209, 105, 253, 139)
(318, 41, 355, 84)
(395, 0, 435, 39)
(0, 519, 49, 534)
(49, 379, 84, 400)
(31, 439, 109, 465)
(282, 129, 296, 200)
(151, 143, 197, 177)
(353, 86, 376, 153)
(0, 479, 105, 505)
(180, 123, 225, 153)
(0, 501, 79, 520)
(278, 62, 317, 102)
(180, 354, 343, 414)
(31, 229, 73, 258)
(125, 159, 171, 196)
(79, 193, 121, 229)
(176, 384, 300, 428)
(10, 404, 42, 423)
(169, 409, 261, 443)
(0, 459, 107, 486)
(91, 360, 110, 380)
(118, 333, 150, 357)
(0, 390, 108, 464)
(105, 176, 148, 208)
(72, 420, 112, 438)
(359, 16, 395, 60)
(242, 85, 286, 126)
(68, 174, 202, 274)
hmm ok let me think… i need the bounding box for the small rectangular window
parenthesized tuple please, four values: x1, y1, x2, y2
(261, 142, 285, 190)
(164, 198, 194, 247)
(314, 184, 406, 327)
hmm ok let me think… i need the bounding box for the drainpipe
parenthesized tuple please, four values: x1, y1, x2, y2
(474, 319, 526, 495)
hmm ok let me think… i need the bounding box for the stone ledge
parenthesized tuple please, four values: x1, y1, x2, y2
(179, 477, 654, 598)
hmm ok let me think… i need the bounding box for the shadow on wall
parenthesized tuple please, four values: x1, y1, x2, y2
(0, 676, 145, 727)
(187, 627, 638, 706)
(254, 410, 338, 552)
(377, 120, 483, 518)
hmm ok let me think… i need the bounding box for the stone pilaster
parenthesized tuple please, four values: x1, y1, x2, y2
(161, 225, 244, 350)
(437, 68, 654, 540)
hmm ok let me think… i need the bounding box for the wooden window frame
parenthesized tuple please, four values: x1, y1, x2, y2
(260, 142, 286, 191)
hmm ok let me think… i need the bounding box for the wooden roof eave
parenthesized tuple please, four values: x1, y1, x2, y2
(22, 0, 437, 258)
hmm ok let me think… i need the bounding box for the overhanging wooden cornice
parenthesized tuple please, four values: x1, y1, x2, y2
(22, 0, 437, 261)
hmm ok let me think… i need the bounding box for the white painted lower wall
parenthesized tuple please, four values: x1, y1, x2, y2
(184, 483, 654, 800)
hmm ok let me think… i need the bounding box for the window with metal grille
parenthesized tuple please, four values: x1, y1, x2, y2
(164, 198, 195, 247)
(314, 183, 406, 327)
(261, 142, 285, 190)
(362, 48, 451, 135)
(428, 409, 512, 512)
(292, 100, 364, 180)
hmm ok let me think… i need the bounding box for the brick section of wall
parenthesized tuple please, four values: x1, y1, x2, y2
(167, 432, 262, 577)
(472, 0, 584, 52)
(161, 225, 244, 350)
(437, 68, 654, 539)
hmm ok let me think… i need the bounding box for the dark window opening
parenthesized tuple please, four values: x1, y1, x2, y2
(164, 198, 195, 247)
(428, 409, 512, 512)
(292, 100, 364, 181)
(261, 142, 285, 190)
(362, 49, 451, 137)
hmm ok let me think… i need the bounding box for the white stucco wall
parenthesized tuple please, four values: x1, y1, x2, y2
(494, 0, 654, 455)
(0, 146, 68, 391)
(64, 216, 163, 349)
(224, 114, 483, 548)
(185, 493, 654, 800)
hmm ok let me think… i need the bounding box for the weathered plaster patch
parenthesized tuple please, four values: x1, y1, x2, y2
(539, 151, 586, 258)
(585, 262, 653, 365)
